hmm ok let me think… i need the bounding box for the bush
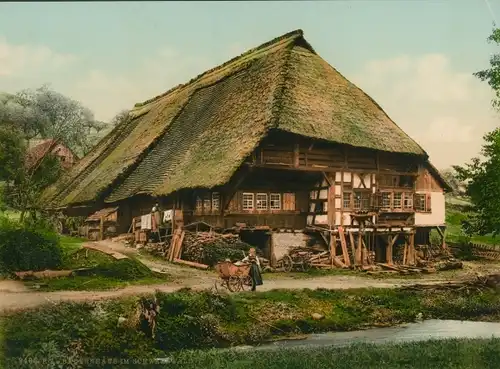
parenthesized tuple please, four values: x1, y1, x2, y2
(0, 216, 62, 272)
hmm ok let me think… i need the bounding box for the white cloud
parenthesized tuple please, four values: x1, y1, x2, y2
(350, 53, 497, 169)
(0, 37, 76, 77)
(70, 47, 214, 122)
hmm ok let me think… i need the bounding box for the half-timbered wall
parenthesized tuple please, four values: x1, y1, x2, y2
(414, 166, 446, 226)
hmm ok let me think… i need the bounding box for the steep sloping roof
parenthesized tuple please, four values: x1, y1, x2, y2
(26, 139, 58, 170)
(42, 29, 427, 208)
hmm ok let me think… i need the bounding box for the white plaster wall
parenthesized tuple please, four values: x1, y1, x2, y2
(335, 212, 351, 226)
(315, 214, 329, 225)
(414, 192, 446, 226)
(272, 233, 307, 260)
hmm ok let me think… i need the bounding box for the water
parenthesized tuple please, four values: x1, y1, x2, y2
(243, 320, 500, 351)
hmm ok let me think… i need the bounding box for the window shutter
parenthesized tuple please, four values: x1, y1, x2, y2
(283, 193, 296, 211)
(413, 193, 420, 211)
(425, 194, 432, 212)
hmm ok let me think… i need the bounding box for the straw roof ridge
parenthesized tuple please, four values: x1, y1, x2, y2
(133, 29, 307, 109)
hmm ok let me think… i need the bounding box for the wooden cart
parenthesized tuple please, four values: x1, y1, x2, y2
(213, 261, 254, 293)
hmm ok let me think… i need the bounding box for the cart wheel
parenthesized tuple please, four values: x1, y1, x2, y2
(302, 260, 312, 272)
(227, 276, 241, 292)
(282, 255, 293, 272)
(240, 275, 254, 291)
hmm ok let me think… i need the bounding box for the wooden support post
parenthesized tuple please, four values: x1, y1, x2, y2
(356, 232, 362, 265)
(386, 234, 398, 265)
(338, 227, 351, 267)
(99, 216, 104, 241)
(330, 234, 337, 268)
(348, 230, 356, 266)
(409, 232, 416, 265)
(403, 236, 408, 265)
(270, 233, 276, 268)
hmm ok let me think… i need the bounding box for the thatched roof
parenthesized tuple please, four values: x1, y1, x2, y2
(42, 29, 428, 208)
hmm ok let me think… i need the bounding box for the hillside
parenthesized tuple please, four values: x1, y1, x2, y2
(445, 194, 497, 245)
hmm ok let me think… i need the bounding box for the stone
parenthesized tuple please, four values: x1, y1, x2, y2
(117, 316, 127, 327)
(311, 313, 324, 320)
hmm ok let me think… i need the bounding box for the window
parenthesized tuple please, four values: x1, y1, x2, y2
(256, 193, 268, 210)
(195, 197, 203, 212)
(270, 193, 281, 210)
(403, 192, 413, 209)
(393, 192, 402, 209)
(203, 195, 211, 212)
(343, 192, 351, 209)
(381, 192, 391, 208)
(353, 191, 370, 210)
(242, 193, 254, 210)
(415, 194, 426, 212)
(212, 192, 220, 211)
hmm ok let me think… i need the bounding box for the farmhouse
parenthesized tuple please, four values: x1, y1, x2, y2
(27, 139, 78, 171)
(42, 29, 450, 266)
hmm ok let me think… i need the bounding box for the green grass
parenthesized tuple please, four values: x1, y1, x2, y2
(445, 198, 499, 246)
(169, 338, 500, 369)
(4, 287, 500, 366)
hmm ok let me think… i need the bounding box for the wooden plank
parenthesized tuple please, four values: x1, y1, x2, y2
(356, 231, 363, 265)
(330, 234, 336, 268)
(338, 226, 350, 267)
(173, 258, 209, 270)
(99, 216, 104, 241)
(175, 231, 186, 259)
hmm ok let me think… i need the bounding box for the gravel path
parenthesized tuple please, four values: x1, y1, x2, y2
(0, 240, 497, 314)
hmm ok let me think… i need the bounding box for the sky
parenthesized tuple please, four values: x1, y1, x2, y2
(0, 1, 499, 170)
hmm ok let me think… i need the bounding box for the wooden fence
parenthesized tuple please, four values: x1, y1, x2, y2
(449, 242, 500, 260)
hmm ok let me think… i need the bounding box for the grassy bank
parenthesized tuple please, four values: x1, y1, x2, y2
(169, 338, 500, 369)
(2, 286, 500, 367)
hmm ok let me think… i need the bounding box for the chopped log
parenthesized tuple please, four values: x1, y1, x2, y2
(332, 256, 347, 268)
(15, 270, 74, 280)
(173, 258, 209, 270)
(376, 263, 401, 272)
(435, 261, 463, 271)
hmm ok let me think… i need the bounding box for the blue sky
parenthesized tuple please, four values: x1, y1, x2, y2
(1, 1, 499, 168)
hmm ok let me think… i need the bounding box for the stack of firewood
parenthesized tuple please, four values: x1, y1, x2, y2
(181, 231, 252, 266)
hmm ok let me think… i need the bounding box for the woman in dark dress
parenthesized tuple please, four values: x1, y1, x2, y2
(243, 248, 263, 291)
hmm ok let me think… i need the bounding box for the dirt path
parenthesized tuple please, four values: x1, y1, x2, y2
(1, 240, 499, 314)
(0, 274, 455, 314)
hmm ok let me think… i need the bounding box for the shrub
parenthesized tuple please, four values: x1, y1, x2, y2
(0, 216, 62, 272)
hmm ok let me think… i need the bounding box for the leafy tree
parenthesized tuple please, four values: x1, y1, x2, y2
(474, 28, 500, 110)
(454, 129, 500, 236)
(454, 28, 500, 236)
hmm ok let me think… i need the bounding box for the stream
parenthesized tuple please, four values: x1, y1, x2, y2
(156, 320, 500, 363)
(238, 319, 500, 351)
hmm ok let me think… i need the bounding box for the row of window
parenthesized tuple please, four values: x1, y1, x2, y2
(242, 193, 282, 210)
(195, 192, 220, 212)
(342, 191, 431, 212)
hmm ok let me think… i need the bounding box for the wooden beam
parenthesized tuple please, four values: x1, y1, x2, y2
(99, 215, 104, 241)
(222, 167, 252, 213)
(245, 163, 418, 176)
(348, 230, 356, 265)
(338, 226, 350, 267)
(330, 234, 336, 268)
(386, 234, 398, 265)
(293, 144, 300, 168)
(356, 231, 363, 265)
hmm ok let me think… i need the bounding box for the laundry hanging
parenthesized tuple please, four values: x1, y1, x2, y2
(163, 210, 173, 223)
(141, 214, 152, 230)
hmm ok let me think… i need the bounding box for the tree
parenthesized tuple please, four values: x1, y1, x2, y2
(454, 128, 500, 236)
(475, 28, 500, 110)
(9, 85, 102, 157)
(0, 85, 102, 219)
(453, 28, 500, 236)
